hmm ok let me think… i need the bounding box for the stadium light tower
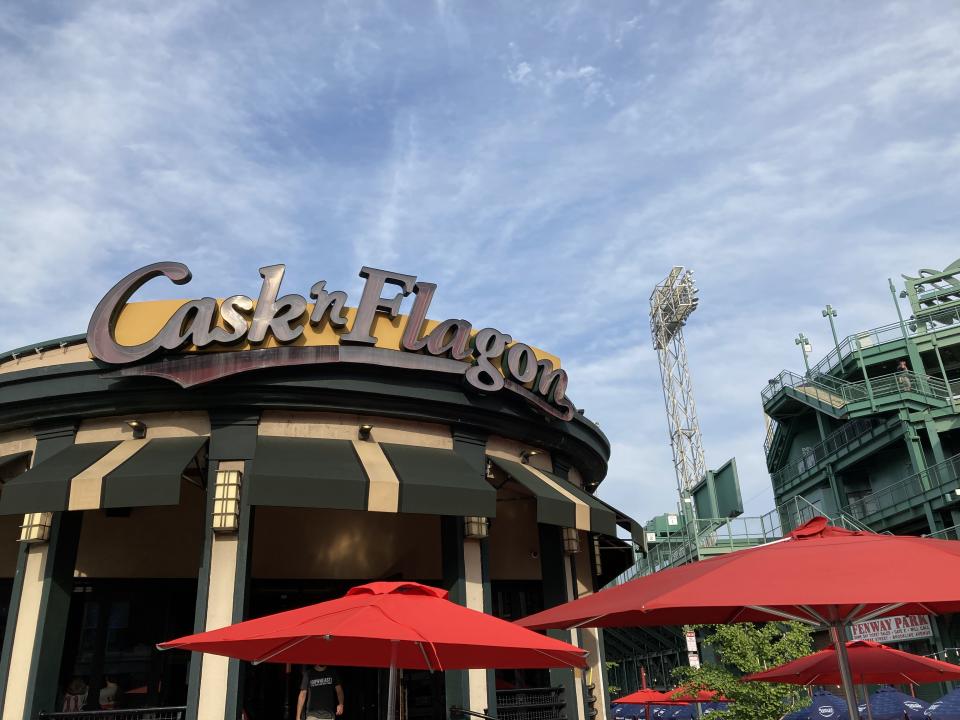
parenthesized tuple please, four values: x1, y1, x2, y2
(650, 267, 706, 499)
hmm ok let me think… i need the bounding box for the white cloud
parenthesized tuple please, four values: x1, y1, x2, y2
(2, 0, 959, 527)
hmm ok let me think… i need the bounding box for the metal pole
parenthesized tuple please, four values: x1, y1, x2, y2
(823, 306, 842, 370)
(796, 334, 812, 376)
(862, 684, 874, 720)
(829, 624, 860, 720)
(387, 641, 398, 720)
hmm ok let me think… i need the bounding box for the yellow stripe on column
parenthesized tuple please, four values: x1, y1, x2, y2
(68, 438, 149, 511)
(525, 465, 591, 531)
(352, 441, 400, 513)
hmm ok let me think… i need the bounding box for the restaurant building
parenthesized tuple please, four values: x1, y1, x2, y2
(0, 262, 641, 720)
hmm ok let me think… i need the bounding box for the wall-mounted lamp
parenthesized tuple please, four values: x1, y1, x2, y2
(19, 512, 52, 544)
(126, 420, 147, 439)
(212, 469, 242, 533)
(520, 450, 540, 465)
(358, 424, 373, 441)
(464, 516, 489, 540)
(562, 526, 581, 555)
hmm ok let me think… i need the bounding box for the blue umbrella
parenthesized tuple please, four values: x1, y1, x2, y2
(613, 704, 646, 719)
(858, 686, 929, 720)
(663, 706, 696, 720)
(811, 690, 856, 720)
(782, 708, 811, 720)
(926, 688, 960, 720)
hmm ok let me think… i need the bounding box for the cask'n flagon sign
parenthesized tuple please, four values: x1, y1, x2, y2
(87, 262, 576, 421)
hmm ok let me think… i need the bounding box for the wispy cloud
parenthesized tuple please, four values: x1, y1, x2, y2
(2, 0, 958, 522)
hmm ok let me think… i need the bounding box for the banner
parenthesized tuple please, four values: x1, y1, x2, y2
(850, 614, 933, 643)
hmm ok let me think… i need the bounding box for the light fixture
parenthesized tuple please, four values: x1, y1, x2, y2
(358, 424, 373, 441)
(125, 420, 147, 439)
(520, 450, 540, 465)
(593, 536, 603, 575)
(19, 512, 52, 544)
(212, 469, 242, 532)
(464, 516, 489, 540)
(562, 526, 581, 555)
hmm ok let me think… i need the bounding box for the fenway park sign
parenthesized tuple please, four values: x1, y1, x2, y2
(87, 262, 575, 420)
(850, 614, 933, 644)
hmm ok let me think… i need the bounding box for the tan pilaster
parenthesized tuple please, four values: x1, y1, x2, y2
(1, 545, 48, 720)
(463, 539, 488, 713)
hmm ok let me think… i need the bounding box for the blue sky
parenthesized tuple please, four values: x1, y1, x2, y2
(2, 0, 959, 524)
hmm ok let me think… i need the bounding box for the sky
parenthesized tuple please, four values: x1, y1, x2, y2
(1, 0, 959, 526)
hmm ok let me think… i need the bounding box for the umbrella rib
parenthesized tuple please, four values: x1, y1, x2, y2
(841, 604, 866, 624)
(253, 635, 313, 665)
(572, 615, 609, 629)
(745, 605, 820, 627)
(798, 605, 831, 626)
(416, 642, 434, 673)
(853, 603, 907, 624)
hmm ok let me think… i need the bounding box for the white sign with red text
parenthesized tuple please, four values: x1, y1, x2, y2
(850, 614, 932, 643)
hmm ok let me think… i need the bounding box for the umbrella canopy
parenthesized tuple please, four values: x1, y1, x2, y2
(614, 690, 680, 704)
(669, 688, 730, 703)
(160, 580, 586, 670)
(856, 687, 928, 720)
(742, 641, 960, 686)
(516, 517, 960, 720)
(927, 688, 960, 720)
(810, 690, 854, 720)
(516, 518, 960, 630)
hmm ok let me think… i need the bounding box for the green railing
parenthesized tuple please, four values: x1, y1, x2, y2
(925, 524, 960, 541)
(844, 451, 960, 521)
(762, 370, 851, 405)
(809, 307, 960, 378)
(762, 369, 949, 410)
(810, 322, 909, 377)
(614, 498, 877, 586)
(769, 419, 876, 483)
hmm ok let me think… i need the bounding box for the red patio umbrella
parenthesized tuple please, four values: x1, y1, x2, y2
(611, 688, 686, 720)
(742, 640, 960, 686)
(613, 690, 677, 704)
(516, 517, 960, 720)
(161, 581, 586, 717)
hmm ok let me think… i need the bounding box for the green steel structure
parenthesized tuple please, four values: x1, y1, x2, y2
(763, 259, 960, 662)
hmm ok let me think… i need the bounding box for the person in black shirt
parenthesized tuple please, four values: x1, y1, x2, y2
(297, 665, 344, 720)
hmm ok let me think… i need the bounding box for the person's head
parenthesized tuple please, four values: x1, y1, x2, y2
(898, 359, 908, 369)
(66, 677, 87, 694)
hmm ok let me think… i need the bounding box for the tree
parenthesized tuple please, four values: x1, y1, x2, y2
(671, 623, 813, 720)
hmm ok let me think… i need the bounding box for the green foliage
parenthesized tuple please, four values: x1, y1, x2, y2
(606, 660, 621, 696)
(671, 623, 813, 720)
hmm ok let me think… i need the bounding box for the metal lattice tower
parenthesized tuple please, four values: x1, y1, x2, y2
(650, 267, 706, 498)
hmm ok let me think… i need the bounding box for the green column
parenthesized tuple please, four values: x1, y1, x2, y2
(0, 423, 83, 718)
(539, 524, 580, 720)
(186, 413, 258, 720)
(447, 428, 495, 716)
(442, 515, 471, 713)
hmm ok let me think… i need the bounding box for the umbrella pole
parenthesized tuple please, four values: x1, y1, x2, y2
(863, 686, 873, 720)
(387, 641, 399, 720)
(829, 624, 860, 720)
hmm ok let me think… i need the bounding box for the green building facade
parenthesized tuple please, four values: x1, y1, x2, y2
(763, 259, 960, 666)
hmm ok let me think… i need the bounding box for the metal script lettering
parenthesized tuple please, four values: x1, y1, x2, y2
(340, 266, 416, 345)
(87, 261, 193, 364)
(86, 262, 576, 421)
